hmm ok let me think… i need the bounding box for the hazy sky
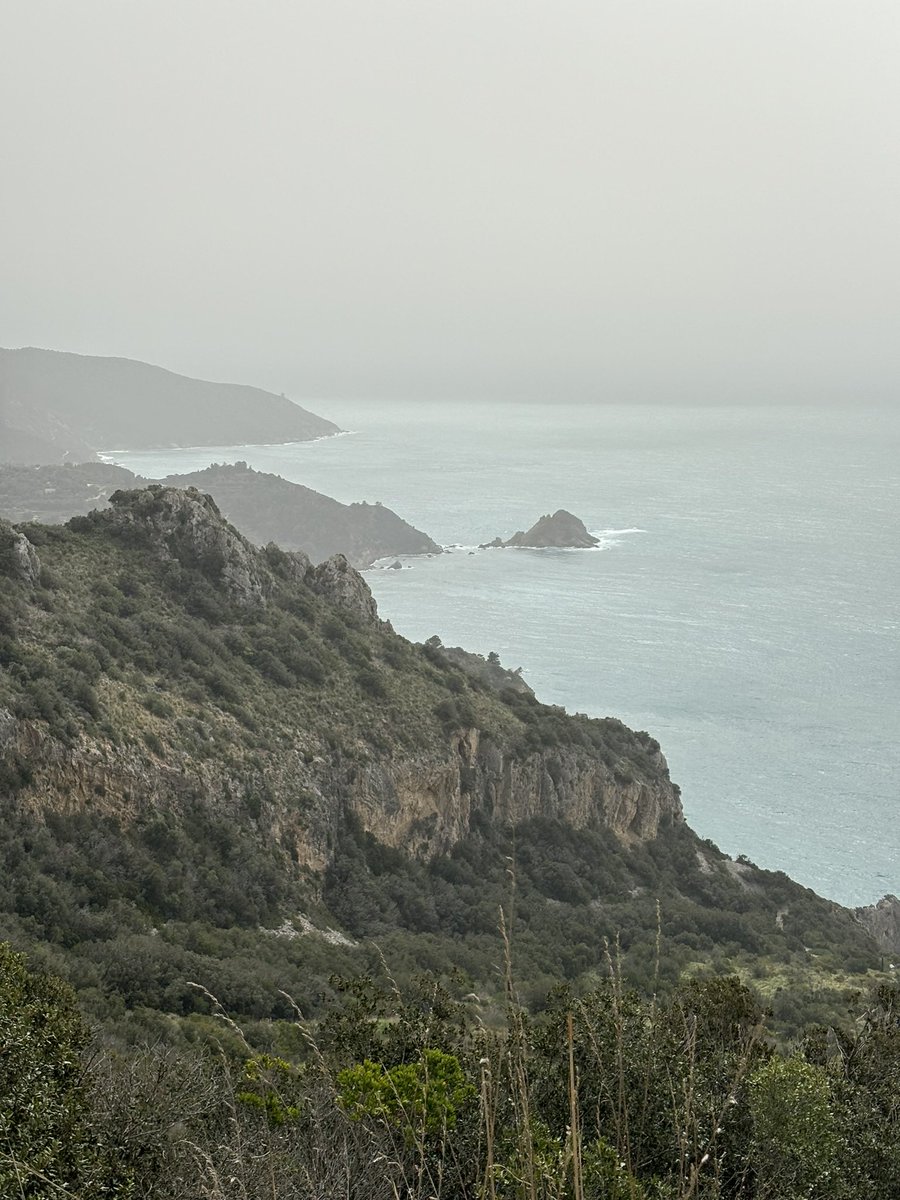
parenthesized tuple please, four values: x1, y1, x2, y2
(3, 1, 899, 402)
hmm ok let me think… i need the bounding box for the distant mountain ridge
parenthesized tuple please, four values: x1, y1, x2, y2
(0, 460, 440, 568)
(0, 347, 340, 462)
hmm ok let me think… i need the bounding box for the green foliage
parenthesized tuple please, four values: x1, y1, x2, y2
(582, 1138, 648, 1199)
(0, 942, 130, 1197)
(749, 1056, 843, 1199)
(0, 947, 896, 1200)
(338, 1048, 475, 1139)
(235, 1053, 303, 1126)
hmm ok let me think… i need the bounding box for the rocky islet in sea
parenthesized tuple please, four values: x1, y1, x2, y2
(481, 508, 600, 549)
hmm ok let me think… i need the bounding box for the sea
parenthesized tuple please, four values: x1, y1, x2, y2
(108, 400, 899, 909)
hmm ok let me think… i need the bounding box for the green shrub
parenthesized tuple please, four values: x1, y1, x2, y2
(338, 1048, 475, 1139)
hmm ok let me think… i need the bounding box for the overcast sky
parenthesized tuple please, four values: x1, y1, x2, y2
(2, 1, 899, 402)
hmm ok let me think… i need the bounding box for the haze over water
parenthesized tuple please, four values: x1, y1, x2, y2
(114, 400, 899, 908)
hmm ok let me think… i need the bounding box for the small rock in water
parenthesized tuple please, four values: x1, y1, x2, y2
(481, 509, 599, 550)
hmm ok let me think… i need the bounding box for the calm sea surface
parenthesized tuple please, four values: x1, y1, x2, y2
(111, 402, 899, 907)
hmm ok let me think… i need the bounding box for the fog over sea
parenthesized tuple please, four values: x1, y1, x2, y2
(111, 401, 899, 908)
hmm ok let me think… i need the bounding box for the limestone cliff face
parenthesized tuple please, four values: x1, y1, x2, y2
(0, 519, 41, 586)
(855, 895, 900, 957)
(3, 709, 682, 878)
(339, 728, 680, 863)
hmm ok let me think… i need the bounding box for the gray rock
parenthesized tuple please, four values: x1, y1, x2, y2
(0, 520, 41, 586)
(855, 894, 900, 957)
(482, 509, 600, 549)
(309, 553, 387, 628)
(0, 707, 17, 753)
(99, 486, 267, 606)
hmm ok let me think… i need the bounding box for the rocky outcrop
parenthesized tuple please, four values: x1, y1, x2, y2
(96, 486, 268, 606)
(339, 728, 680, 863)
(0, 707, 16, 753)
(482, 510, 599, 549)
(424, 636, 535, 696)
(0, 519, 40, 586)
(855, 894, 900, 958)
(2, 707, 682, 878)
(73, 485, 390, 623)
(309, 553, 387, 628)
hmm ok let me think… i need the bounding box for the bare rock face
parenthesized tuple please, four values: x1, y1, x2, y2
(309, 553, 387, 628)
(99, 486, 268, 606)
(0, 707, 16, 753)
(6, 706, 683, 879)
(264, 543, 312, 584)
(482, 509, 599, 549)
(331, 729, 682, 865)
(855, 894, 900, 957)
(0, 520, 41, 586)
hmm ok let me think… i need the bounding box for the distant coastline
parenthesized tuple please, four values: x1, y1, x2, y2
(97, 429, 354, 462)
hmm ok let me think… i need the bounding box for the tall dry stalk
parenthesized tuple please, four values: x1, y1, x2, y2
(566, 1012, 583, 1200)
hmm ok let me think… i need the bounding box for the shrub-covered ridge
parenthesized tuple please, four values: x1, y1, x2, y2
(0, 486, 887, 1041)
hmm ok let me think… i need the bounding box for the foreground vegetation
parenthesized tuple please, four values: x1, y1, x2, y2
(3, 941, 898, 1199)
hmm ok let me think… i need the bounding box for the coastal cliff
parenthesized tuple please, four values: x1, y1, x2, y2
(855, 894, 900, 957)
(0, 487, 882, 1030)
(0, 489, 678, 877)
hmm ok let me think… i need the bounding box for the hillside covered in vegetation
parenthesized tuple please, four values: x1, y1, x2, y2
(0, 460, 440, 566)
(0, 485, 885, 1044)
(0, 347, 339, 460)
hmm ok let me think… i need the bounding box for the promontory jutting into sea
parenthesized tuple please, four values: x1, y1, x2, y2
(23, 354, 891, 909)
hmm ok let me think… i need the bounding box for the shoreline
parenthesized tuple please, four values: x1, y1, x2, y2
(97, 428, 354, 463)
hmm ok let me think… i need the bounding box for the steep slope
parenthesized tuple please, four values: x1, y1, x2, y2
(0, 461, 440, 567)
(0, 488, 883, 1036)
(0, 347, 339, 455)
